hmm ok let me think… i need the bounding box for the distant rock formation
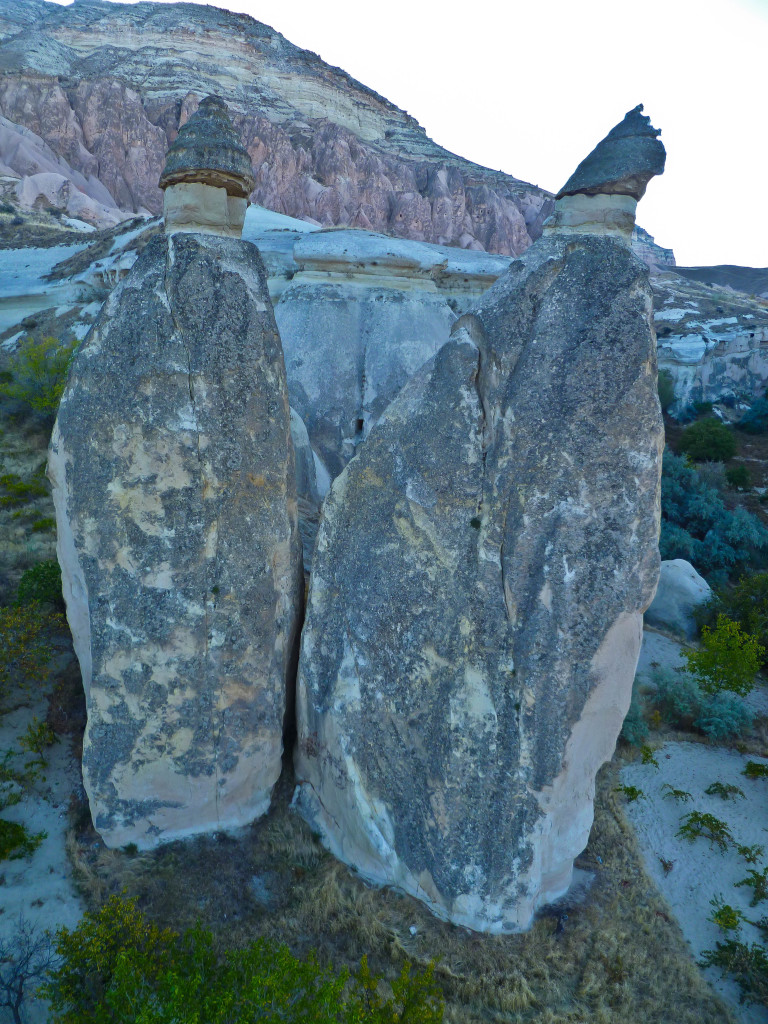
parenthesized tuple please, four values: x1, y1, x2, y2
(48, 103, 302, 848)
(0, 0, 552, 251)
(276, 229, 508, 485)
(0, 113, 128, 225)
(294, 109, 665, 932)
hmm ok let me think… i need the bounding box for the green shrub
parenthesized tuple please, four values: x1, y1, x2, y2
(620, 691, 648, 746)
(677, 811, 733, 852)
(693, 692, 755, 740)
(0, 473, 48, 509)
(738, 397, 768, 435)
(744, 761, 768, 780)
(735, 867, 768, 907)
(0, 335, 77, 421)
(678, 418, 737, 462)
(0, 819, 46, 861)
(653, 667, 754, 739)
(31, 517, 56, 533)
(726, 464, 752, 490)
(709, 895, 745, 932)
(684, 615, 764, 696)
(660, 450, 768, 580)
(698, 573, 768, 669)
(45, 895, 444, 1024)
(705, 781, 746, 800)
(16, 560, 63, 610)
(657, 369, 675, 411)
(699, 939, 768, 1007)
(0, 602, 57, 703)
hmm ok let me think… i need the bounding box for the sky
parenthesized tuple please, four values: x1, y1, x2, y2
(49, 0, 768, 268)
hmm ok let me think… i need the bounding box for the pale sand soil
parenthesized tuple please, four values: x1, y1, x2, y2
(622, 742, 768, 1024)
(0, 671, 83, 1023)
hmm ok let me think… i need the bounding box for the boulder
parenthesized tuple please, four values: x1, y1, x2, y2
(49, 231, 302, 848)
(645, 559, 711, 639)
(294, 227, 664, 932)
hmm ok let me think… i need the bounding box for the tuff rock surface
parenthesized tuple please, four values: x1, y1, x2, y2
(276, 229, 508, 484)
(294, 225, 664, 932)
(557, 104, 666, 201)
(49, 231, 302, 849)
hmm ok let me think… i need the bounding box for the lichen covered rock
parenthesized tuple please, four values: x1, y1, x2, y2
(49, 231, 302, 849)
(294, 231, 663, 932)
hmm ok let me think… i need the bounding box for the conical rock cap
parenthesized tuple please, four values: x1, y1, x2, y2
(556, 104, 665, 201)
(159, 95, 255, 199)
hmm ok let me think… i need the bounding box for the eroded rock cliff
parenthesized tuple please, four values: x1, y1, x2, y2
(0, 0, 552, 253)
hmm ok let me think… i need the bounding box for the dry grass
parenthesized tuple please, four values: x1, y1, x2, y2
(66, 759, 735, 1024)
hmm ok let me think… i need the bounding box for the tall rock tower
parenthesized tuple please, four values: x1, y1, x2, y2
(294, 106, 665, 931)
(49, 97, 302, 849)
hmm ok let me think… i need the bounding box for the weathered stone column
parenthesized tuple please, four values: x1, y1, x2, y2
(49, 98, 302, 849)
(294, 105, 666, 932)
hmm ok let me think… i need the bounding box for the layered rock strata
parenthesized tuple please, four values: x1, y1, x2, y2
(49, 231, 302, 848)
(294, 113, 665, 932)
(0, 0, 552, 250)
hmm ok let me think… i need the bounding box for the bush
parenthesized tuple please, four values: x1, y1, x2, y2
(0, 819, 46, 861)
(684, 614, 764, 696)
(16, 560, 63, 610)
(620, 691, 648, 745)
(726, 464, 752, 490)
(657, 369, 675, 411)
(45, 895, 444, 1024)
(653, 669, 753, 739)
(694, 692, 754, 739)
(677, 811, 733, 852)
(678, 417, 737, 462)
(0, 602, 57, 704)
(0, 335, 77, 421)
(700, 939, 768, 1007)
(699, 573, 768, 669)
(660, 450, 768, 580)
(738, 397, 768, 435)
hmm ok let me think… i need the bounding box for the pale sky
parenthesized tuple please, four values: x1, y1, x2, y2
(49, 0, 767, 268)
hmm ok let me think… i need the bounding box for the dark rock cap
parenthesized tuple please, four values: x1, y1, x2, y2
(159, 95, 256, 198)
(556, 104, 666, 201)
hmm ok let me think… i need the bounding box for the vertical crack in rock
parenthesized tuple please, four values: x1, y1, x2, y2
(295, 107, 665, 933)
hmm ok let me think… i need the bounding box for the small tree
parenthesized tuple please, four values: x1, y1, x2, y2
(0, 335, 77, 420)
(678, 418, 737, 462)
(684, 614, 765, 697)
(0, 916, 59, 1024)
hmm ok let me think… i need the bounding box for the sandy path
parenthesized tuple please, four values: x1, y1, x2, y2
(1, 679, 83, 1023)
(622, 741, 768, 1024)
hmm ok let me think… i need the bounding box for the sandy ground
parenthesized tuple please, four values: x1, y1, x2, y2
(622, 741, 768, 1024)
(0, 673, 83, 1023)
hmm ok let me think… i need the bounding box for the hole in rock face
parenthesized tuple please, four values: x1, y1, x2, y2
(355, 417, 364, 436)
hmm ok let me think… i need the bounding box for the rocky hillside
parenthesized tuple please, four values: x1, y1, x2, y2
(0, 0, 553, 254)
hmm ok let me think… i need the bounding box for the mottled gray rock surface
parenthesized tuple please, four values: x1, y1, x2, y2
(295, 232, 663, 932)
(557, 104, 665, 201)
(49, 231, 302, 849)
